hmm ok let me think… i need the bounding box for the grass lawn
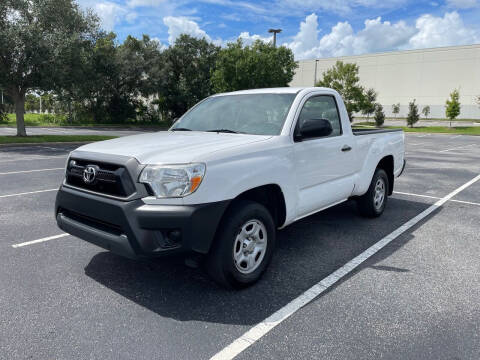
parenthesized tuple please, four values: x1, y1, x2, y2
(353, 122, 480, 135)
(1, 113, 168, 128)
(356, 117, 480, 123)
(0, 135, 117, 144)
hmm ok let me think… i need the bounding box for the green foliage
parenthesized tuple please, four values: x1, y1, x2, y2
(316, 61, 365, 121)
(407, 99, 419, 127)
(0, 0, 101, 135)
(392, 103, 400, 118)
(212, 39, 297, 93)
(361, 88, 377, 120)
(0, 104, 7, 123)
(374, 103, 385, 127)
(157, 34, 220, 122)
(421, 105, 430, 119)
(445, 89, 461, 122)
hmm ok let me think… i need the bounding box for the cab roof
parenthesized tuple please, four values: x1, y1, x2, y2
(213, 87, 331, 96)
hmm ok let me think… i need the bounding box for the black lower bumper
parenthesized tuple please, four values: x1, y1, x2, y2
(55, 186, 229, 259)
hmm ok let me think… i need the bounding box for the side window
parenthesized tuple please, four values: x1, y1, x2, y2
(297, 95, 342, 137)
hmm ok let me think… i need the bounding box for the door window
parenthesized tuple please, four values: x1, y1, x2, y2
(297, 96, 342, 137)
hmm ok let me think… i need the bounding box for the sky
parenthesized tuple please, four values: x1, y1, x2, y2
(76, 0, 480, 59)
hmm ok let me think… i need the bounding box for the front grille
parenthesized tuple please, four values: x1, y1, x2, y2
(65, 159, 136, 197)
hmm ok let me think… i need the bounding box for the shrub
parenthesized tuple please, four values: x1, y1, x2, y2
(445, 90, 460, 127)
(407, 100, 419, 128)
(374, 103, 385, 127)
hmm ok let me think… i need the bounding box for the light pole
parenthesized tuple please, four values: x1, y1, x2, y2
(313, 59, 319, 86)
(268, 28, 282, 47)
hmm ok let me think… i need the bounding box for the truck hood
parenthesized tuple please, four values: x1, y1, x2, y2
(73, 131, 272, 164)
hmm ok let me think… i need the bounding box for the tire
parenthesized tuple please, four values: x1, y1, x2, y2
(206, 200, 276, 289)
(357, 168, 389, 218)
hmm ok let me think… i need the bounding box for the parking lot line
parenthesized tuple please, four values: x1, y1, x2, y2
(210, 173, 480, 360)
(439, 144, 476, 152)
(394, 191, 480, 207)
(11, 233, 69, 248)
(0, 155, 66, 163)
(0, 188, 57, 198)
(0, 168, 64, 175)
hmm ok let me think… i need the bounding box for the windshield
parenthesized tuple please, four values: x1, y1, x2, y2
(171, 93, 297, 135)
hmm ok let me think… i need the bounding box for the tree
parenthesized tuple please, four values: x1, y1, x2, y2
(407, 99, 419, 128)
(392, 103, 400, 118)
(57, 33, 163, 124)
(158, 34, 220, 121)
(361, 88, 377, 121)
(445, 89, 460, 127)
(316, 61, 365, 122)
(212, 39, 297, 93)
(374, 103, 385, 127)
(421, 105, 430, 119)
(0, 0, 101, 135)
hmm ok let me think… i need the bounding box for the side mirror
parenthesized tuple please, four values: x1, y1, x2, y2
(295, 118, 333, 141)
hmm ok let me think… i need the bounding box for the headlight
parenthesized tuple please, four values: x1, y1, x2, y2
(139, 163, 206, 198)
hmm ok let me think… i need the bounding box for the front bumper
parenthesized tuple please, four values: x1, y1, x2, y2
(55, 186, 229, 259)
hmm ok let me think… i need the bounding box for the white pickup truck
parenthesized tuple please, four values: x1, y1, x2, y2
(56, 87, 405, 288)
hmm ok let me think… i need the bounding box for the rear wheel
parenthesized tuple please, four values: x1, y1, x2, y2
(357, 168, 389, 218)
(206, 200, 276, 289)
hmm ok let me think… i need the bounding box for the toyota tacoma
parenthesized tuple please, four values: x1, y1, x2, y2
(55, 87, 405, 288)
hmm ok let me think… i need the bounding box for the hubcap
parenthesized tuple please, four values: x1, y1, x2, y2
(374, 178, 386, 210)
(233, 219, 267, 274)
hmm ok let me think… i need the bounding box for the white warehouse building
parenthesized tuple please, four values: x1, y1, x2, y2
(290, 44, 480, 119)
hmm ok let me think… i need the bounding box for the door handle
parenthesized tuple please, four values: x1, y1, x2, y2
(341, 145, 352, 152)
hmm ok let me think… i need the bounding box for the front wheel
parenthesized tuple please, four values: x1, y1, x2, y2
(206, 200, 276, 289)
(357, 168, 389, 218)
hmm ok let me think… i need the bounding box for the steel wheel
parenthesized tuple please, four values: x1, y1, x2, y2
(373, 178, 386, 211)
(233, 219, 267, 274)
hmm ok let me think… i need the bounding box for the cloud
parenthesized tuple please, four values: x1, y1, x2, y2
(238, 32, 272, 46)
(277, 0, 407, 15)
(409, 11, 479, 48)
(163, 16, 211, 44)
(285, 11, 479, 59)
(126, 0, 166, 7)
(446, 0, 479, 8)
(93, 2, 128, 31)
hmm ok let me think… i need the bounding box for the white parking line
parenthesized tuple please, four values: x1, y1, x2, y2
(0, 155, 66, 163)
(11, 233, 69, 248)
(394, 191, 480, 207)
(0, 168, 64, 175)
(210, 174, 480, 360)
(0, 188, 57, 198)
(439, 144, 476, 152)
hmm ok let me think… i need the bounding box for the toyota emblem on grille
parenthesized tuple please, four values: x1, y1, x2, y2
(83, 166, 97, 184)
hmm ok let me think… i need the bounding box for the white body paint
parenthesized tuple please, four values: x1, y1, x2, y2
(71, 87, 405, 228)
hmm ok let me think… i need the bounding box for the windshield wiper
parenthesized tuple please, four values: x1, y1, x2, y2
(206, 129, 241, 134)
(171, 127, 192, 131)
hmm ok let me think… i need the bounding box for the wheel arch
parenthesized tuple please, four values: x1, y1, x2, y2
(228, 184, 287, 229)
(376, 155, 394, 195)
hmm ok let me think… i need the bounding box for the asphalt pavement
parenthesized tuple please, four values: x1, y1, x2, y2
(0, 133, 479, 359)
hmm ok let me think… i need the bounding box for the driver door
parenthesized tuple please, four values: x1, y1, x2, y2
(293, 94, 356, 218)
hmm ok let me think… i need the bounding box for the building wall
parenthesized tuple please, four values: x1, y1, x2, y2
(290, 44, 480, 119)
